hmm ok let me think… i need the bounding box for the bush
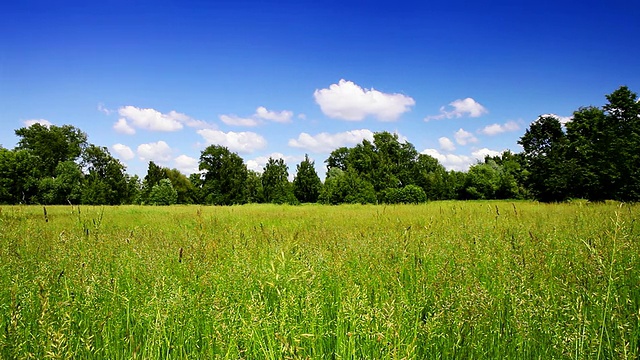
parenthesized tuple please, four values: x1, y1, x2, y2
(149, 179, 178, 205)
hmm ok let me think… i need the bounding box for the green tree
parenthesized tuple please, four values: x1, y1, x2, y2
(149, 178, 178, 205)
(293, 154, 322, 203)
(319, 168, 376, 204)
(518, 116, 570, 202)
(262, 157, 296, 204)
(14, 124, 87, 177)
(141, 161, 167, 203)
(199, 145, 248, 205)
(325, 147, 351, 172)
(245, 170, 264, 203)
(81, 145, 129, 205)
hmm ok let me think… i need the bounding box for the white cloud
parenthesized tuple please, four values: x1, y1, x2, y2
(438, 137, 456, 151)
(454, 128, 478, 145)
(117, 106, 213, 132)
(421, 149, 474, 171)
(425, 97, 488, 121)
(421, 147, 504, 171)
(196, 129, 267, 153)
(174, 155, 199, 175)
(137, 141, 173, 162)
(111, 143, 135, 161)
(113, 118, 136, 135)
(314, 79, 415, 121)
(246, 152, 304, 181)
(541, 113, 573, 125)
(219, 114, 260, 127)
(219, 106, 294, 127)
(97, 103, 113, 115)
(472, 148, 502, 159)
(255, 107, 293, 123)
(23, 119, 53, 128)
(479, 121, 520, 135)
(288, 129, 375, 153)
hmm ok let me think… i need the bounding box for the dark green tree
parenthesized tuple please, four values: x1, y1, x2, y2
(293, 154, 322, 203)
(262, 157, 296, 204)
(325, 147, 351, 172)
(518, 115, 570, 202)
(319, 168, 376, 204)
(245, 170, 264, 203)
(199, 145, 248, 205)
(81, 144, 129, 205)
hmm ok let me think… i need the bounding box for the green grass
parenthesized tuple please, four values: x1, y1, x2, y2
(1, 202, 639, 359)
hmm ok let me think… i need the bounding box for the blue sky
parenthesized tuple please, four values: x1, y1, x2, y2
(2, 0, 639, 179)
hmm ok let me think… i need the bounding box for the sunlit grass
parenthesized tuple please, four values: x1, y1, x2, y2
(1, 202, 638, 358)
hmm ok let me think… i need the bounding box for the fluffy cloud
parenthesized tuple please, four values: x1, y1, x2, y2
(288, 129, 375, 153)
(116, 106, 213, 133)
(425, 98, 488, 121)
(113, 118, 136, 135)
(421, 149, 474, 171)
(438, 137, 456, 152)
(314, 79, 415, 121)
(174, 155, 199, 175)
(196, 129, 267, 153)
(479, 121, 520, 135)
(111, 143, 135, 161)
(454, 128, 478, 145)
(255, 107, 293, 123)
(23, 119, 53, 128)
(472, 148, 502, 159)
(219, 106, 294, 127)
(137, 141, 173, 162)
(245, 153, 304, 177)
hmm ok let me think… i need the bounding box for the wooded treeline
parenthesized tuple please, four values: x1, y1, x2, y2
(1, 86, 638, 205)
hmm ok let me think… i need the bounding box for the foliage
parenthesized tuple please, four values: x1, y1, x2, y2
(262, 157, 297, 204)
(293, 154, 323, 203)
(319, 168, 377, 204)
(149, 178, 178, 205)
(199, 145, 248, 205)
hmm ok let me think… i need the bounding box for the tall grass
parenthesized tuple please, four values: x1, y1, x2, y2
(1, 201, 638, 358)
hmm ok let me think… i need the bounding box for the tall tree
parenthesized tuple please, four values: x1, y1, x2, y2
(293, 154, 322, 203)
(518, 115, 570, 202)
(81, 144, 129, 205)
(199, 145, 248, 205)
(262, 157, 296, 204)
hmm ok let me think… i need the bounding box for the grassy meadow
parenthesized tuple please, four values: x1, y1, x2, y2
(1, 202, 639, 359)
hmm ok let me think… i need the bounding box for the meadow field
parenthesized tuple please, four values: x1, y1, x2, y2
(0, 202, 638, 359)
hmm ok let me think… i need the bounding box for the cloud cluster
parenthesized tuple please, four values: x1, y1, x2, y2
(137, 141, 173, 162)
(479, 121, 520, 135)
(111, 143, 135, 160)
(288, 129, 375, 153)
(114, 106, 213, 134)
(197, 129, 267, 153)
(220, 107, 293, 127)
(314, 80, 415, 121)
(425, 98, 488, 121)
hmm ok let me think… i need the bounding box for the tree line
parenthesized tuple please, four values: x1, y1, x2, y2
(1, 86, 638, 205)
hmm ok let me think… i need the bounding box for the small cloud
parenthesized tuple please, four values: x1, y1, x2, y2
(137, 141, 173, 162)
(117, 106, 214, 132)
(314, 79, 415, 121)
(421, 148, 474, 171)
(472, 148, 502, 159)
(23, 119, 53, 128)
(196, 129, 267, 153)
(111, 143, 135, 161)
(219, 114, 260, 127)
(297, 113, 307, 120)
(174, 155, 199, 175)
(425, 97, 488, 121)
(220, 106, 294, 127)
(438, 137, 456, 152)
(255, 107, 293, 123)
(454, 128, 478, 145)
(97, 103, 113, 115)
(479, 121, 520, 136)
(288, 129, 375, 153)
(113, 118, 136, 135)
